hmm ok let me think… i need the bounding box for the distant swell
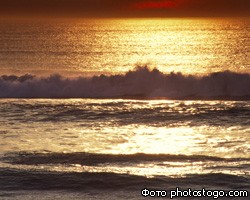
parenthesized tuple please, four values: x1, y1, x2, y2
(1, 67, 250, 100)
(4, 152, 250, 166)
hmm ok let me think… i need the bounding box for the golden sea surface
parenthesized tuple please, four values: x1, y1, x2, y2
(0, 18, 249, 76)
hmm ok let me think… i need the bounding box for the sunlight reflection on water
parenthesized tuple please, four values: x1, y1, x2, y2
(0, 99, 249, 178)
(0, 18, 249, 76)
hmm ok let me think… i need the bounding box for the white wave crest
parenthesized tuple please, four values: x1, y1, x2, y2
(1, 67, 250, 99)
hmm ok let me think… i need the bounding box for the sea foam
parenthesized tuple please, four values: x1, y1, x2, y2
(0, 67, 250, 99)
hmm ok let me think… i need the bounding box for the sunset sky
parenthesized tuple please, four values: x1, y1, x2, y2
(1, 0, 250, 18)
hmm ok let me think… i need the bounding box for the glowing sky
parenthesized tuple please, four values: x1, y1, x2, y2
(0, 0, 250, 18)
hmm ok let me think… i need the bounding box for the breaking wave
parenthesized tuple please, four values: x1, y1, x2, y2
(1, 67, 250, 99)
(1, 152, 250, 191)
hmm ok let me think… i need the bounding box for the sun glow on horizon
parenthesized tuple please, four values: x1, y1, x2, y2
(132, 0, 179, 10)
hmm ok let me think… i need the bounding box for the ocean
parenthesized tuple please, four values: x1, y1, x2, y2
(0, 18, 249, 76)
(0, 18, 250, 199)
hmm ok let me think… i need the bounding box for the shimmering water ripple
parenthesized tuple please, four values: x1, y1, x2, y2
(0, 99, 249, 179)
(0, 18, 249, 76)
